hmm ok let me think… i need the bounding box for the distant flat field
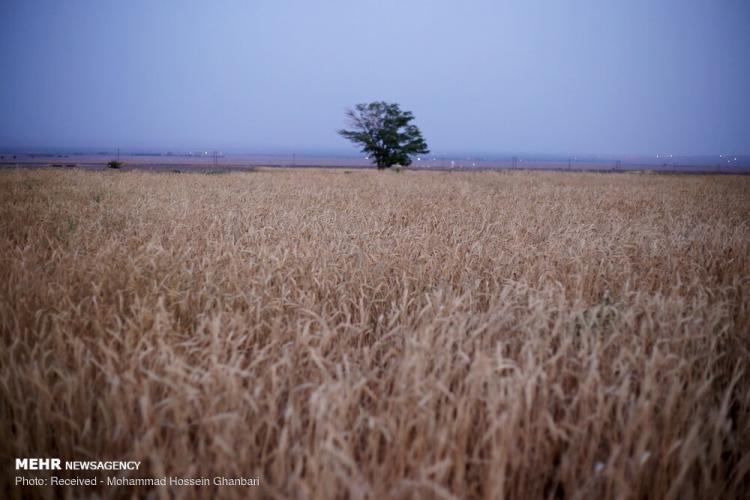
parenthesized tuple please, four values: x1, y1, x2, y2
(2, 152, 748, 173)
(1, 168, 749, 499)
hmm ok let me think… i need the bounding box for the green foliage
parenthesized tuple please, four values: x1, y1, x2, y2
(338, 101, 429, 169)
(107, 160, 123, 169)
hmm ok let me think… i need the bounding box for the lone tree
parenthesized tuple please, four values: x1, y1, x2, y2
(338, 101, 429, 169)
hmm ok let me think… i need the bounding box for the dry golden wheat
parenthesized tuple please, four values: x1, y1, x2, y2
(1, 168, 749, 499)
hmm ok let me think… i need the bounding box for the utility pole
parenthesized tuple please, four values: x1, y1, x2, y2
(116, 147, 120, 163)
(292, 153, 296, 166)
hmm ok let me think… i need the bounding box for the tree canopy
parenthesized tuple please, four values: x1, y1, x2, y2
(338, 102, 429, 169)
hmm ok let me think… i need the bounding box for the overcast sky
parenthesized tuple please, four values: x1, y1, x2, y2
(1, 0, 748, 156)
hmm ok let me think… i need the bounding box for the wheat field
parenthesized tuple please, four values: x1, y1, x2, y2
(1, 168, 749, 499)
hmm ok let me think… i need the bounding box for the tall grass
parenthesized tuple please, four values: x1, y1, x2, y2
(1, 168, 749, 499)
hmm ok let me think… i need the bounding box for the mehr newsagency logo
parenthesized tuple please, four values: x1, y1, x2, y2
(16, 458, 140, 471)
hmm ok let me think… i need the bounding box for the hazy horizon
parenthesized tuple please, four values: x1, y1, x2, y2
(1, 0, 749, 156)
(2, 146, 748, 163)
